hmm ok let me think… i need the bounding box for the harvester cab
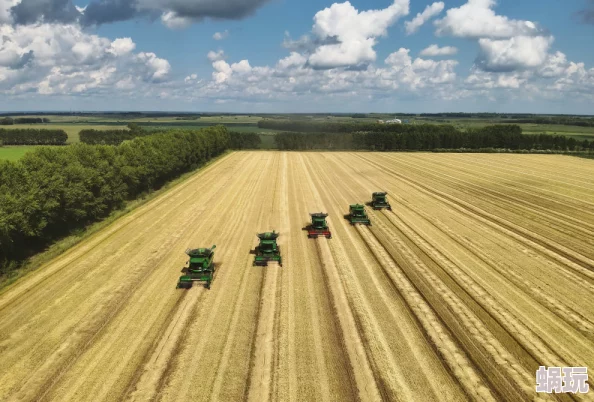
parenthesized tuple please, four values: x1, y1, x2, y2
(371, 192, 392, 210)
(253, 231, 282, 267)
(177, 245, 216, 289)
(304, 213, 332, 239)
(346, 204, 371, 226)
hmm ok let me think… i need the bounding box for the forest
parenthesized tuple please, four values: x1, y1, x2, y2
(79, 127, 151, 145)
(228, 132, 261, 149)
(0, 126, 230, 270)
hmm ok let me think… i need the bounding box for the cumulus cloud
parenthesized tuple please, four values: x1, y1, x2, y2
(419, 44, 457, 57)
(434, 0, 543, 39)
(108, 37, 136, 56)
(2, 0, 593, 109)
(464, 54, 594, 99)
(213, 30, 229, 40)
(276, 52, 307, 70)
(1, 0, 19, 24)
(210, 59, 251, 83)
(184, 28, 593, 107)
(303, 0, 409, 69)
(434, 0, 556, 75)
(404, 2, 444, 35)
(0, 23, 170, 96)
(191, 45, 459, 105)
(161, 11, 192, 29)
(136, 52, 171, 82)
(207, 50, 225, 61)
(8, 0, 272, 27)
(475, 35, 553, 72)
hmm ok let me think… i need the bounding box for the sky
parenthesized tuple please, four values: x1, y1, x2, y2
(0, 0, 593, 113)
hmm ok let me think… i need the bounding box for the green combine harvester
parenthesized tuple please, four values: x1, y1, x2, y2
(304, 213, 332, 239)
(177, 245, 216, 289)
(253, 231, 282, 266)
(345, 204, 371, 226)
(371, 192, 392, 210)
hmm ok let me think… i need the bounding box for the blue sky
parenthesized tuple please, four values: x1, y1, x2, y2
(1, 0, 593, 113)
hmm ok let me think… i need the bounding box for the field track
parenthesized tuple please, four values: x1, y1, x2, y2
(0, 151, 593, 401)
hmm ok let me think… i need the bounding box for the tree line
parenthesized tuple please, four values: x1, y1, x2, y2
(274, 125, 594, 151)
(0, 128, 68, 145)
(0, 126, 230, 271)
(259, 119, 463, 133)
(0, 117, 51, 125)
(79, 129, 261, 149)
(228, 132, 261, 149)
(79, 128, 150, 145)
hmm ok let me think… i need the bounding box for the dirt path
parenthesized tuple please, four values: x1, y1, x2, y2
(1, 152, 593, 401)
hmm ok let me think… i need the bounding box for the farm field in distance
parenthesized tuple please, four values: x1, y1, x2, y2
(0, 146, 34, 161)
(2, 113, 594, 161)
(0, 151, 592, 401)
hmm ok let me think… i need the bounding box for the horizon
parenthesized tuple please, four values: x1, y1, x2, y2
(1, 111, 594, 117)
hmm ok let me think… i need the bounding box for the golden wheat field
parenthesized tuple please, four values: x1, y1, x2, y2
(0, 151, 593, 402)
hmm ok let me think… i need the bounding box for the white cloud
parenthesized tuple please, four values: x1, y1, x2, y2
(213, 30, 229, 40)
(184, 73, 198, 83)
(161, 11, 192, 29)
(108, 38, 136, 56)
(212, 60, 232, 83)
(476, 35, 553, 72)
(0, 23, 171, 96)
(1, 0, 593, 110)
(0, 0, 19, 24)
(404, 2, 444, 35)
(434, 0, 557, 75)
(434, 0, 542, 39)
(135, 52, 171, 82)
(193, 47, 458, 104)
(231, 59, 252, 74)
(309, 39, 376, 69)
(207, 50, 225, 61)
(210, 59, 251, 83)
(185, 34, 594, 108)
(306, 0, 410, 69)
(276, 52, 307, 70)
(419, 44, 458, 57)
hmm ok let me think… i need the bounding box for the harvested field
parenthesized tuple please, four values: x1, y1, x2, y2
(0, 151, 593, 401)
